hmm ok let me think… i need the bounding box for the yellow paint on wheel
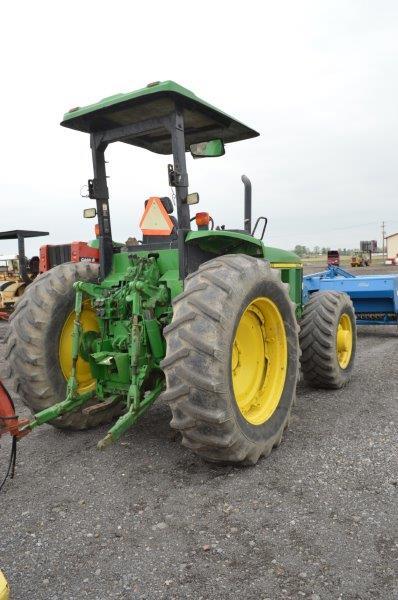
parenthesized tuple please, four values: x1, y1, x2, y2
(59, 300, 99, 392)
(336, 313, 353, 369)
(0, 570, 9, 600)
(232, 297, 287, 425)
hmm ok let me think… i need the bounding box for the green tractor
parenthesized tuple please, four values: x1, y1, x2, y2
(5, 81, 356, 465)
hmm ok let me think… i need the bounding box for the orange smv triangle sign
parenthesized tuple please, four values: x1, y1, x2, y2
(139, 197, 174, 236)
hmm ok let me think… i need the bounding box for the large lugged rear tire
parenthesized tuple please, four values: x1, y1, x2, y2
(4, 262, 121, 429)
(299, 291, 356, 389)
(161, 254, 300, 465)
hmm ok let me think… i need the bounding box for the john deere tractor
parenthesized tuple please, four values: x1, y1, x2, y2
(5, 82, 356, 464)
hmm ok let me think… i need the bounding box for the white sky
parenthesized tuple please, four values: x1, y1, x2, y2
(1, 0, 398, 256)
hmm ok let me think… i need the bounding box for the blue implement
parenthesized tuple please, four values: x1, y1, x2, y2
(303, 266, 398, 325)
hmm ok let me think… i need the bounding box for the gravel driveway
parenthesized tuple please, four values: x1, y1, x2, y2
(0, 266, 397, 599)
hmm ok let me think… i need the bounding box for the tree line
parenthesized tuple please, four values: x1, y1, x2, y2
(292, 245, 380, 257)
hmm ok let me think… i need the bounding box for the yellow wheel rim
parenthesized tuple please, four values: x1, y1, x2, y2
(232, 297, 287, 426)
(59, 300, 98, 393)
(336, 313, 353, 369)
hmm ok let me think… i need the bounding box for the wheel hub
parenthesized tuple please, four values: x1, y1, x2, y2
(336, 313, 353, 369)
(232, 297, 287, 425)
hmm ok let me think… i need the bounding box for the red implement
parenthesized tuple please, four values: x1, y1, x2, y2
(0, 380, 29, 491)
(0, 381, 29, 440)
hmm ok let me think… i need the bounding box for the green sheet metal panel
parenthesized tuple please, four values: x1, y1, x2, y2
(186, 229, 265, 257)
(61, 81, 259, 154)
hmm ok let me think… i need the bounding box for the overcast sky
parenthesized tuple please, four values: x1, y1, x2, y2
(1, 1, 398, 256)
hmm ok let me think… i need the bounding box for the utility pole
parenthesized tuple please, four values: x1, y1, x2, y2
(381, 221, 386, 259)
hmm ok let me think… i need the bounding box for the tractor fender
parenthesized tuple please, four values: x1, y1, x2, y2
(0, 281, 14, 292)
(185, 230, 301, 265)
(185, 229, 265, 258)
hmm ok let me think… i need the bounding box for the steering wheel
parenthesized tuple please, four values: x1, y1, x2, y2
(190, 215, 214, 230)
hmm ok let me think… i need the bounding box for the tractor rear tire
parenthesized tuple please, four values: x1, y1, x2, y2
(299, 291, 356, 389)
(161, 254, 300, 465)
(4, 262, 122, 430)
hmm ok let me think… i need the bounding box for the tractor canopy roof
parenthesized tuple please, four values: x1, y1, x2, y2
(0, 230, 49, 240)
(61, 80, 259, 154)
(0, 254, 19, 261)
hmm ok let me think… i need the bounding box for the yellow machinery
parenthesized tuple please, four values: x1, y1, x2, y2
(351, 252, 370, 267)
(0, 570, 9, 600)
(0, 255, 27, 310)
(0, 230, 48, 312)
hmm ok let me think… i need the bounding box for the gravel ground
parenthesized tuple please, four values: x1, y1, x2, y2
(0, 265, 397, 600)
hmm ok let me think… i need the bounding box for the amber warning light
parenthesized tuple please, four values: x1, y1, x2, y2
(195, 212, 210, 229)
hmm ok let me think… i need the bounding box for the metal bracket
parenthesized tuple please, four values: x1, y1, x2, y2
(168, 164, 181, 187)
(88, 178, 109, 201)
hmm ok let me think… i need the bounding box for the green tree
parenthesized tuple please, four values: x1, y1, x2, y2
(293, 244, 308, 257)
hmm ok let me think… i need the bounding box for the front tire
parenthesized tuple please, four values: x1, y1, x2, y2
(299, 291, 356, 389)
(161, 254, 300, 465)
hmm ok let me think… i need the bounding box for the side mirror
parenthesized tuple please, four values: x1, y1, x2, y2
(190, 139, 225, 159)
(186, 192, 199, 205)
(83, 208, 97, 218)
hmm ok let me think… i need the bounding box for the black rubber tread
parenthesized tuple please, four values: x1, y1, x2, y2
(161, 254, 300, 465)
(299, 291, 356, 389)
(2, 262, 123, 430)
